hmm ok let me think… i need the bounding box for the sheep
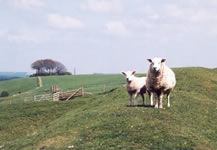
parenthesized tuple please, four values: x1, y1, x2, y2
(146, 58, 176, 108)
(121, 71, 153, 106)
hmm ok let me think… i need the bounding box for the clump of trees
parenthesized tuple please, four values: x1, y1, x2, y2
(31, 59, 71, 76)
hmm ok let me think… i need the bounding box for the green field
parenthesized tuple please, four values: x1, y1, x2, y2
(0, 67, 217, 150)
(40, 74, 125, 93)
(0, 77, 37, 96)
(0, 74, 125, 105)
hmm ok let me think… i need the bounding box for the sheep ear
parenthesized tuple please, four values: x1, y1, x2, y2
(121, 72, 126, 76)
(132, 71, 136, 75)
(147, 59, 152, 63)
(161, 59, 166, 63)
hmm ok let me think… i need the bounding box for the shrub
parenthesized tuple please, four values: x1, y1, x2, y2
(29, 72, 72, 77)
(1, 91, 9, 97)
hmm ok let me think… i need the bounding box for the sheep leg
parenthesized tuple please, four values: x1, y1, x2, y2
(151, 93, 153, 106)
(167, 93, 171, 107)
(148, 92, 153, 106)
(129, 93, 133, 106)
(155, 93, 163, 108)
(134, 93, 138, 106)
(159, 94, 164, 109)
(154, 95, 159, 108)
(140, 93, 145, 105)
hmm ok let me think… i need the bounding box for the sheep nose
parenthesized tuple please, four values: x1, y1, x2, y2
(126, 78, 131, 82)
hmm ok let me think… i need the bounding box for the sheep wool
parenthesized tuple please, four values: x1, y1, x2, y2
(146, 58, 176, 108)
(121, 71, 153, 106)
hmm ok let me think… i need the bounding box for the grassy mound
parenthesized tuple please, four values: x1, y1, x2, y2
(0, 67, 217, 149)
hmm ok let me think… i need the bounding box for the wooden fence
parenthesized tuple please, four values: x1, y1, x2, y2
(24, 88, 85, 102)
(59, 88, 83, 101)
(22, 84, 122, 103)
(24, 93, 52, 102)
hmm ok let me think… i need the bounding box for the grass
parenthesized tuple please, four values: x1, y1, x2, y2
(0, 67, 217, 149)
(40, 74, 125, 93)
(0, 74, 125, 105)
(0, 77, 37, 96)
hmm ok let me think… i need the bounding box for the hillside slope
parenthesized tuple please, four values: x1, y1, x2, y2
(0, 77, 37, 96)
(0, 67, 217, 150)
(40, 74, 124, 93)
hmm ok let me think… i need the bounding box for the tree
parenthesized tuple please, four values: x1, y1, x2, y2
(55, 61, 67, 74)
(43, 59, 56, 74)
(31, 59, 70, 76)
(31, 60, 44, 74)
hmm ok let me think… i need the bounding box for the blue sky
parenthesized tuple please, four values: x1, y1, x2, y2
(0, 0, 217, 74)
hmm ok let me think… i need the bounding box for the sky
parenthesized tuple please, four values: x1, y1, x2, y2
(0, 0, 217, 74)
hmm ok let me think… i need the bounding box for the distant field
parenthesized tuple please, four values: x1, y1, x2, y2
(40, 74, 125, 93)
(0, 77, 37, 96)
(0, 74, 125, 95)
(0, 67, 217, 150)
(0, 74, 125, 104)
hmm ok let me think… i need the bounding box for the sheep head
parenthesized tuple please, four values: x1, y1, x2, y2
(121, 71, 136, 82)
(147, 58, 166, 73)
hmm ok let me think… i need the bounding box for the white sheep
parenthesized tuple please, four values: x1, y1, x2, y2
(146, 58, 176, 108)
(121, 71, 153, 106)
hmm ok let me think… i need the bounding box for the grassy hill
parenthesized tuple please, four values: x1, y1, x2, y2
(0, 74, 124, 104)
(0, 77, 37, 96)
(40, 74, 124, 93)
(0, 67, 217, 149)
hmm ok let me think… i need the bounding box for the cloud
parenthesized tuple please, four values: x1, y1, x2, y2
(182, 0, 201, 5)
(13, 0, 44, 10)
(208, 0, 217, 5)
(163, 3, 217, 23)
(188, 0, 217, 6)
(0, 30, 7, 37)
(126, 19, 154, 30)
(48, 13, 85, 29)
(81, 0, 123, 13)
(105, 21, 129, 37)
(163, 4, 184, 18)
(141, 5, 160, 20)
(7, 29, 55, 43)
(189, 10, 217, 22)
(8, 34, 39, 43)
(101, 2, 217, 40)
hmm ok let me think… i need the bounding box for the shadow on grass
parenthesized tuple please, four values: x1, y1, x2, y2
(97, 88, 118, 95)
(126, 104, 155, 108)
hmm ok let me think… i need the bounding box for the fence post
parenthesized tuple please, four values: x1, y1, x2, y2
(33, 96, 36, 102)
(52, 92, 60, 101)
(52, 93, 55, 101)
(81, 87, 84, 96)
(52, 85, 57, 93)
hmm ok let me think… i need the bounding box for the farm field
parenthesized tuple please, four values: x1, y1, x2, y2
(0, 74, 125, 105)
(0, 77, 38, 96)
(40, 74, 125, 93)
(0, 67, 217, 149)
